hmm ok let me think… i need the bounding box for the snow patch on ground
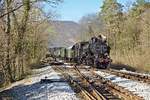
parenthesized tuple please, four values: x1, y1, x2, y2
(0, 66, 79, 100)
(120, 69, 150, 77)
(65, 65, 73, 68)
(95, 71, 150, 100)
(64, 63, 70, 65)
(83, 66, 91, 69)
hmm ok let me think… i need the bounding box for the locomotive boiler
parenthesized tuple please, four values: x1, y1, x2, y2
(71, 35, 111, 68)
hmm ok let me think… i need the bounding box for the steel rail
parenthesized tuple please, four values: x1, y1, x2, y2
(73, 65, 107, 100)
(66, 65, 143, 100)
(103, 69, 150, 84)
(53, 66, 98, 100)
(54, 66, 120, 100)
(90, 69, 144, 100)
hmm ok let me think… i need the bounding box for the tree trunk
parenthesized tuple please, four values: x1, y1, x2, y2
(17, 0, 30, 78)
(5, 0, 13, 82)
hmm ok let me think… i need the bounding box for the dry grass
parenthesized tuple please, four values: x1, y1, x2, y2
(111, 49, 150, 73)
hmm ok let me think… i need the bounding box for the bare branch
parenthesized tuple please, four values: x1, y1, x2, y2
(0, 0, 62, 18)
(0, 4, 23, 18)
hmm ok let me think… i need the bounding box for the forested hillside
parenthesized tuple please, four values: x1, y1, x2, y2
(49, 21, 81, 47)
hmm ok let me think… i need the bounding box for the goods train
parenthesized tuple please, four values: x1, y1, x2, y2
(49, 35, 112, 69)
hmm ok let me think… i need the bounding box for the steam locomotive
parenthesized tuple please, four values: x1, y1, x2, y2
(49, 35, 112, 69)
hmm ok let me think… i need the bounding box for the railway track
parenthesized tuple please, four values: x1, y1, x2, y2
(63, 62, 150, 84)
(74, 66, 143, 100)
(65, 63, 150, 84)
(91, 70, 144, 100)
(53, 65, 120, 100)
(100, 69, 150, 84)
(53, 64, 145, 100)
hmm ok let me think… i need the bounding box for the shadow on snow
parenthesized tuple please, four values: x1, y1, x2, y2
(0, 81, 75, 100)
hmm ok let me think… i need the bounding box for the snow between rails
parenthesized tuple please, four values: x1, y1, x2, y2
(95, 71, 150, 100)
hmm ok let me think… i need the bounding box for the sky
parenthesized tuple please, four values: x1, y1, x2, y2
(56, 0, 103, 22)
(48, 0, 135, 22)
